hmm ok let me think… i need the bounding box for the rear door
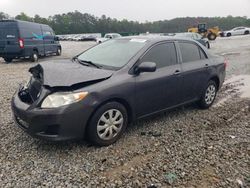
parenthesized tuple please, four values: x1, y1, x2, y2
(177, 41, 210, 102)
(135, 42, 182, 117)
(0, 21, 19, 55)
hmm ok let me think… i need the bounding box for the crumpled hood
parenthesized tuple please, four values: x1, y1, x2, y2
(29, 60, 114, 87)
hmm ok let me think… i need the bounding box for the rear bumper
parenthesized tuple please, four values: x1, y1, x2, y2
(11, 90, 94, 141)
(0, 48, 24, 58)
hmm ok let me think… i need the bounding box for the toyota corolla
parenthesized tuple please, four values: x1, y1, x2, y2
(11, 36, 226, 146)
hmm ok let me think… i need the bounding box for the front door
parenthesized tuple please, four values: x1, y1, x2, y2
(41, 25, 55, 54)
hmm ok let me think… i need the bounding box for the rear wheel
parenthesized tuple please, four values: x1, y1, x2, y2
(244, 30, 249, 35)
(227, 33, 232, 37)
(198, 80, 217, 109)
(4, 58, 13, 63)
(56, 47, 61, 56)
(87, 102, 128, 146)
(30, 51, 38, 62)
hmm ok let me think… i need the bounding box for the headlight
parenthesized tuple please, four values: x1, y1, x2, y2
(41, 91, 88, 108)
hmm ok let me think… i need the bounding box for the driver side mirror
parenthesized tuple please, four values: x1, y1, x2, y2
(135, 62, 156, 74)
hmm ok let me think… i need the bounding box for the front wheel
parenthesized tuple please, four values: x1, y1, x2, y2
(87, 102, 128, 146)
(198, 80, 217, 109)
(244, 30, 249, 35)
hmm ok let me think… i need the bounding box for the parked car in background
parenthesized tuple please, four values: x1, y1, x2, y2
(77, 35, 97, 41)
(222, 27, 250, 37)
(96, 33, 122, 43)
(0, 20, 61, 63)
(174, 32, 210, 48)
(82, 35, 97, 41)
(12, 36, 226, 146)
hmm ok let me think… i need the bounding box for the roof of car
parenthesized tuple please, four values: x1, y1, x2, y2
(118, 35, 194, 43)
(0, 19, 49, 27)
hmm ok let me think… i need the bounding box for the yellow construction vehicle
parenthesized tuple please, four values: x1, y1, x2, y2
(188, 23, 220, 40)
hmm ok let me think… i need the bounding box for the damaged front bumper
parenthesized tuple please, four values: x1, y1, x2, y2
(11, 86, 94, 141)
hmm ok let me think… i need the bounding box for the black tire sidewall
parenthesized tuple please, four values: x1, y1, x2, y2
(4, 58, 13, 63)
(227, 33, 231, 37)
(208, 33, 216, 40)
(244, 31, 249, 35)
(31, 51, 38, 62)
(56, 47, 61, 56)
(199, 80, 217, 109)
(87, 102, 128, 146)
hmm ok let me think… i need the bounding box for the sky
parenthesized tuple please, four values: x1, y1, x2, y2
(1, 0, 250, 22)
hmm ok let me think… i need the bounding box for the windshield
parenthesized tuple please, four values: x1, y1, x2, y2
(77, 39, 147, 69)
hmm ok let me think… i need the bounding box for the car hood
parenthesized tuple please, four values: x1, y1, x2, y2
(29, 60, 114, 87)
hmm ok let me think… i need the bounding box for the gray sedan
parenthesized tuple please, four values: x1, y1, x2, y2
(12, 36, 225, 146)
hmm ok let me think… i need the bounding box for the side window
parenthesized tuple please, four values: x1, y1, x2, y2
(19, 26, 42, 39)
(179, 42, 203, 63)
(42, 26, 54, 39)
(141, 43, 177, 68)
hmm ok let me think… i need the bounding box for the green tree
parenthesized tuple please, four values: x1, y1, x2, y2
(15, 12, 33, 22)
(0, 12, 9, 20)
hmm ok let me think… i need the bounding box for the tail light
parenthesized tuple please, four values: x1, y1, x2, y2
(19, 38, 24, 48)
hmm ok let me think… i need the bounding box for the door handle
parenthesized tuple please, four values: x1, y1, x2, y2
(174, 70, 181, 75)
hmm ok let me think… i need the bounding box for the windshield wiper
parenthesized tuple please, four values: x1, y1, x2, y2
(73, 57, 101, 69)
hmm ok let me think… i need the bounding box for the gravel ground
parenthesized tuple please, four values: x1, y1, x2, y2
(0, 37, 249, 188)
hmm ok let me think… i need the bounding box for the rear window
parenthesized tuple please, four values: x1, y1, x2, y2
(0, 22, 18, 39)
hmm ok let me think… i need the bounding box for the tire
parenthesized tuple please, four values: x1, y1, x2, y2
(206, 42, 210, 49)
(4, 58, 13, 63)
(207, 33, 217, 40)
(244, 30, 249, 35)
(30, 51, 38, 62)
(56, 47, 62, 56)
(198, 80, 218, 109)
(87, 102, 128, 146)
(227, 33, 232, 37)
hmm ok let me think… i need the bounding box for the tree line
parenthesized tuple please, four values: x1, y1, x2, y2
(1, 11, 250, 35)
